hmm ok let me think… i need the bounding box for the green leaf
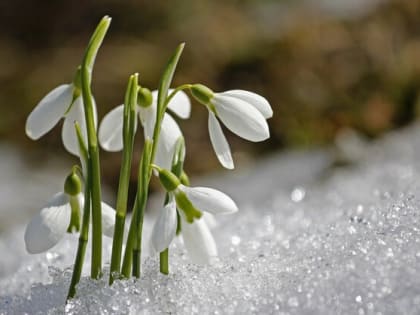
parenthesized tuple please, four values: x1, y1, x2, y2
(156, 43, 185, 118)
(123, 74, 138, 142)
(83, 16, 112, 74)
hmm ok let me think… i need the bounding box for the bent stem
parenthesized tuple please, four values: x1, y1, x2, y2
(81, 16, 111, 279)
(67, 123, 91, 300)
(109, 74, 138, 284)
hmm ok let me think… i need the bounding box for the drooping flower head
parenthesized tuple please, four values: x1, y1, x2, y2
(150, 166, 238, 264)
(25, 71, 96, 156)
(191, 84, 273, 169)
(24, 168, 115, 254)
(98, 89, 190, 170)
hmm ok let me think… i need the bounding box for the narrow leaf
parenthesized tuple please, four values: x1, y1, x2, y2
(156, 43, 185, 118)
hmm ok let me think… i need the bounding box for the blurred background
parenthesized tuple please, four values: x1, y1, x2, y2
(1, 0, 420, 225)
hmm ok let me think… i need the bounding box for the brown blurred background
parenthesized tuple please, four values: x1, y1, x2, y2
(1, 0, 420, 194)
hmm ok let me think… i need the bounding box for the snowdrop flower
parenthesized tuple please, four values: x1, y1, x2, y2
(151, 167, 238, 264)
(191, 84, 273, 169)
(24, 171, 115, 254)
(98, 88, 190, 170)
(25, 82, 95, 156)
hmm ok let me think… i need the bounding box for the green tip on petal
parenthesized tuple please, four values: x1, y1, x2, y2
(175, 191, 202, 223)
(191, 84, 214, 105)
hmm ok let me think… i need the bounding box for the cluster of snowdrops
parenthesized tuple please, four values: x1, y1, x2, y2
(23, 16, 272, 300)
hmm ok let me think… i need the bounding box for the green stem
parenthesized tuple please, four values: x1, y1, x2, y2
(67, 196, 81, 233)
(166, 84, 192, 106)
(121, 140, 151, 278)
(121, 43, 184, 279)
(67, 123, 91, 300)
(120, 198, 137, 278)
(80, 16, 111, 279)
(67, 173, 91, 300)
(109, 74, 138, 284)
(132, 140, 152, 277)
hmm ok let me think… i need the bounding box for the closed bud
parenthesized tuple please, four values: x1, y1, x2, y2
(191, 84, 213, 105)
(138, 87, 153, 108)
(64, 169, 82, 196)
(157, 167, 181, 192)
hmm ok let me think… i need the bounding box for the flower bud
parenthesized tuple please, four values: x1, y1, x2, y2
(191, 84, 213, 105)
(157, 168, 181, 192)
(138, 87, 153, 108)
(64, 169, 82, 196)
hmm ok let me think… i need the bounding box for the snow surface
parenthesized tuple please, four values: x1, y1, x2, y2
(2, 124, 420, 314)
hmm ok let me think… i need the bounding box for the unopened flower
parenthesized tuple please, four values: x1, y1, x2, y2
(151, 167, 237, 264)
(25, 82, 96, 156)
(98, 89, 190, 170)
(191, 84, 272, 169)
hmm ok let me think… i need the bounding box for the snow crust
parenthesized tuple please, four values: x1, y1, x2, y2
(2, 125, 420, 314)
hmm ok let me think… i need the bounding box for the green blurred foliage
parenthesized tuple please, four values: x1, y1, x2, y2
(1, 0, 420, 190)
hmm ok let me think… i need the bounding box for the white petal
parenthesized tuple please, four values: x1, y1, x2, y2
(203, 212, 217, 229)
(154, 113, 183, 169)
(138, 104, 157, 140)
(98, 105, 124, 151)
(208, 112, 234, 169)
(221, 90, 273, 118)
(101, 201, 116, 238)
(151, 200, 178, 252)
(213, 95, 270, 142)
(24, 192, 71, 254)
(62, 96, 87, 156)
(179, 185, 238, 215)
(181, 218, 217, 265)
(167, 89, 191, 119)
(26, 84, 73, 140)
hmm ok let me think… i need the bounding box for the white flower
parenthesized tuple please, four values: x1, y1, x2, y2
(209, 90, 272, 169)
(98, 90, 190, 170)
(25, 84, 95, 156)
(150, 185, 237, 264)
(192, 85, 272, 170)
(24, 192, 116, 254)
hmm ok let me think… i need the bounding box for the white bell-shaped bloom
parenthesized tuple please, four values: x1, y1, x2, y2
(98, 89, 189, 170)
(25, 83, 94, 156)
(24, 192, 116, 254)
(150, 184, 237, 264)
(207, 89, 272, 169)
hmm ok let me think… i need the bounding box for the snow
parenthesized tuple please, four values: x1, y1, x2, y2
(2, 124, 420, 314)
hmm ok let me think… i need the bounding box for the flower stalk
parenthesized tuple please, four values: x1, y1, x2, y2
(121, 43, 185, 278)
(67, 123, 91, 300)
(80, 16, 111, 279)
(109, 73, 138, 284)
